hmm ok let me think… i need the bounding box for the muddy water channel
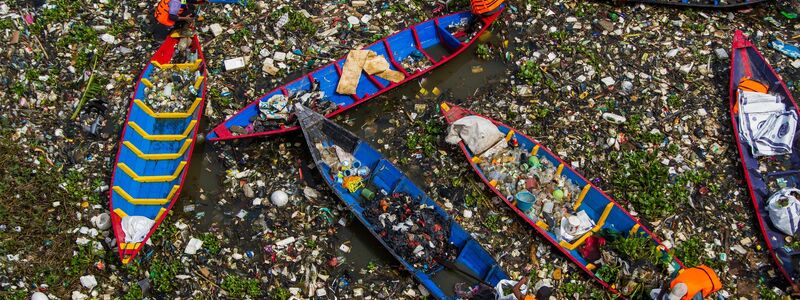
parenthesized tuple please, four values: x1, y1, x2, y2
(175, 33, 507, 297)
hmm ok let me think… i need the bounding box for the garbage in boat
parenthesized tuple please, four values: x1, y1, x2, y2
(296, 104, 508, 299)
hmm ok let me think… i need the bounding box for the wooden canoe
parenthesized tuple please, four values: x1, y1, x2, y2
(729, 30, 800, 288)
(109, 33, 206, 264)
(441, 102, 684, 298)
(207, 9, 503, 141)
(296, 104, 508, 299)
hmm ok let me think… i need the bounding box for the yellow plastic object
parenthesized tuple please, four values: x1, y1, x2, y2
(531, 144, 540, 155)
(342, 176, 364, 193)
(133, 98, 202, 119)
(432, 87, 441, 96)
(471, 156, 482, 164)
(555, 163, 564, 177)
(489, 179, 498, 187)
(572, 184, 592, 211)
(440, 102, 450, 112)
(121, 257, 132, 264)
(123, 139, 192, 160)
(112, 185, 179, 205)
(504, 130, 515, 142)
(117, 162, 187, 182)
(128, 121, 197, 141)
(586, 263, 596, 271)
(419, 88, 429, 95)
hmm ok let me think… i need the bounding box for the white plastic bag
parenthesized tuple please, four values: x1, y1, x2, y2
(767, 188, 800, 236)
(495, 279, 528, 300)
(445, 116, 506, 156)
(121, 216, 155, 243)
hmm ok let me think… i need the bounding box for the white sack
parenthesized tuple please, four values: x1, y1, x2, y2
(121, 216, 155, 243)
(495, 279, 528, 300)
(445, 116, 506, 157)
(768, 188, 800, 236)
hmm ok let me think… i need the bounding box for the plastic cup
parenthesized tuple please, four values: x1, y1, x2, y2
(515, 191, 536, 213)
(567, 216, 581, 233)
(542, 200, 554, 214)
(361, 188, 375, 200)
(351, 160, 361, 169)
(357, 166, 370, 177)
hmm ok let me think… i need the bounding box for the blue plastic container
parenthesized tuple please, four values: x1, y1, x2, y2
(515, 191, 536, 212)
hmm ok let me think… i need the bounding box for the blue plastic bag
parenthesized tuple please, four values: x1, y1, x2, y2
(770, 40, 800, 59)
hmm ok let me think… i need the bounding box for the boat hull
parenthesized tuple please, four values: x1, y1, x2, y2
(440, 103, 683, 298)
(207, 9, 502, 141)
(109, 34, 207, 264)
(296, 105, 508, 300)
(728, 30, 800, 287)
(627, 0, 767, 8)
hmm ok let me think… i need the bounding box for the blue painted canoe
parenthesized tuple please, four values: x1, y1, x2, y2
(207, 9, 502, 141)
(626, 0, 767, 8)
(296, 105, 508, 299)
(109, 34, 207, 264)
(441, 103, 684, 298)
(729, 30, 799, 288)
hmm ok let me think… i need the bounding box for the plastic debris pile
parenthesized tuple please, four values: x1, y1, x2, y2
(232, 81, 338, 135)
(363, 192, 457, 273)
(143, 38, 201, 112)
(400, 50, 433, 74)
(480, 146, 582, 237)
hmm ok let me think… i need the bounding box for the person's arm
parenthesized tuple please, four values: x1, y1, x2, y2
(512, 276, 530, 300)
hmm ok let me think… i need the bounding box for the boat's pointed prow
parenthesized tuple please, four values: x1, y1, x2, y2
(440, 102, 471, 124)
(732, 30, 751, 49)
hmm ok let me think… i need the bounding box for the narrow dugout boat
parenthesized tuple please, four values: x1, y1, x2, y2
(207, 9, 503, 141)
(729, 30, 800, 287)
(441, 103, 683, 298)
(109, 33, 206, 264)
(624, 0, 767, 8)
(296, 105, 508, 299)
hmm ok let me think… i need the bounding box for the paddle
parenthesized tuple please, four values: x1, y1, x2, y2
(434, 257, 493, 288)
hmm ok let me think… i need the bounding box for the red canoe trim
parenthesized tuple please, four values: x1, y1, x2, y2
(208, 9, 504, 142)
(728, 30, 799, 288)
(109, 35, 207, 264)
(440, 103, 684, 298)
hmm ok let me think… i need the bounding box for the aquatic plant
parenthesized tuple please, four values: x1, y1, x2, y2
(122, 284, 143, 300)
(269, 7, 317, 34)
(149, 259, 182, 293)
(199, 233, 221, 255)
(672, 236, 705, 268)
(476, 44, 491, 60)
(221, 275, 262, 298)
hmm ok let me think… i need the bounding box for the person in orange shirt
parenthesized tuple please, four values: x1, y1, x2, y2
(654, 265, 722, 300)
(151, 0, 205, 40)
(470, 0, 505, 17)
